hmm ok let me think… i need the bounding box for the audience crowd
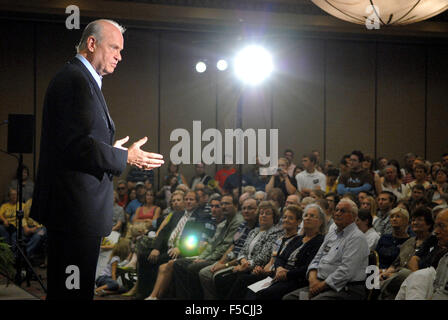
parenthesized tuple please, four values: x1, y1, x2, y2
(1, 150, 448, 300)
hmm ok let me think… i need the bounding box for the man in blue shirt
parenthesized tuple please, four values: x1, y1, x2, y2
(337, 150, 373, 196)
(284, 198, 369, 300)
(126, 182, 146, 220)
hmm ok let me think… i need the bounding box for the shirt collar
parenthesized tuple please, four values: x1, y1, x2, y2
(336, 222, 356, 236)
(75, 54, 102, 89)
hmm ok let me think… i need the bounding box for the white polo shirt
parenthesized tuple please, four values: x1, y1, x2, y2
(296, 169, 326, 192)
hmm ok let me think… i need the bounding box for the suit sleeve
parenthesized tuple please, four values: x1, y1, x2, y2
(49, 71, 127, 178)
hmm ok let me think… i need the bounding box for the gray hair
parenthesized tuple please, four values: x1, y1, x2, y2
(208, 193, 222, 203)
(76, 19, 125, 53)
(254, 191, 266, 200)
(338, 198, 358, 217)
(304, 203, 327, 235)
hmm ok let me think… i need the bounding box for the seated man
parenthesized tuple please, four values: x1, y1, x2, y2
(295, 153, 326, 198)
(283, 198, 369, 300)
(337, 150, 373, 197)
(172, 194, 243, 299)
(125, 182, 146, 221)
(22, 199, 47, 261)
(266, 158, 297, 199)
(198, 197, 259, 299)
(373, 191, 396, 236)
(140, 190, 216, 299)
(116, 180, 129, 208)
(9, 165, 34, 203)
(190, 163, 212, 190)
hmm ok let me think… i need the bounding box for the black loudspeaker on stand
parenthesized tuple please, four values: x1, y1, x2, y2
(5, 114, 47, 293)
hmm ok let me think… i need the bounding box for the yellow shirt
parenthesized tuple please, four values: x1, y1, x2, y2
(0, 202, 24, 227)
(22, 199, 43, 228)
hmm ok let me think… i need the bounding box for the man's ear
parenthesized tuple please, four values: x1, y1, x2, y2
(86, 36, 96, 52)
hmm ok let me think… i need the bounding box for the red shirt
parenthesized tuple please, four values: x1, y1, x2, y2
(215, 168, 237, 187)
(117, 194, 128, 208)
(135, 206, 157, 220)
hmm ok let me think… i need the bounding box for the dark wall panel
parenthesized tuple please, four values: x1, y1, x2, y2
(0, 21, 35, 201)
(326, 40, 376, 164)
(427, 46, 448, 163)
(377, 43, 426, 164)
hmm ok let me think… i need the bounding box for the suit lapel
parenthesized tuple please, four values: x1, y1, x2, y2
(69, 58, 115, 133)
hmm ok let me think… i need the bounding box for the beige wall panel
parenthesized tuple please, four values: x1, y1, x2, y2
(273, 38, 325, 168)
(377, 43, 426, 165)
(427, 45, 448, 163)
(0, 21, 34, 201)
(326, 40, 376, 165)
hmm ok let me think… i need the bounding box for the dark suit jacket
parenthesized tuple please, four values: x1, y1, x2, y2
(153, 210, 184, 253)
(286, 234, 325, 286)
(31, 57, 127, 237)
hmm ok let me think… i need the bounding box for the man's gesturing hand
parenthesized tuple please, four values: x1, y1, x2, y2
(114, 136, 164, 170)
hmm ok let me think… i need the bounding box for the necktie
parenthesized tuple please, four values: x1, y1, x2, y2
(168, 210, 193, 249)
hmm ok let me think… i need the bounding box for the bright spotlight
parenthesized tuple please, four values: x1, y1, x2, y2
(195, 61, 207, 73)
(217, 59, 228, 71)
(234, 45, 273, 85)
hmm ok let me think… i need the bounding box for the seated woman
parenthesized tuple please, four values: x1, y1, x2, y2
(223, 204, 304, 300)
(378, 207, 434, 300)
(212, 200, 283, 299)
(166, 160, 188, 186)
(254, 204, 326, 300)
(355, 209, 380, 251)
(376, 207, 411, 270)
(132, 190, 161, 226)
(427, 168, 448, 205)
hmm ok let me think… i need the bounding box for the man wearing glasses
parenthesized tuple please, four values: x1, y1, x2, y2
(116, 180, 128, 208)
(173, 194, 243, 299)
(284, 198, 369, 300)
(199, 196, 259, 299)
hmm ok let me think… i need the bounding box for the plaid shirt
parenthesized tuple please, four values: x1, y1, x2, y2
(227, 221, 258, 260)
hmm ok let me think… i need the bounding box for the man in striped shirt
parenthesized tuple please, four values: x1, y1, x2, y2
(198, 197, 259, 299)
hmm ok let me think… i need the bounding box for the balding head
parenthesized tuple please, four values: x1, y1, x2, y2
(76, 19, 125, 53)
(434, 209, 448, 247)
(76, 19, 125, 76)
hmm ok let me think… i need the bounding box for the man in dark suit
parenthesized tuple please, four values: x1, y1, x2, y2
(31, 19, 164, 300)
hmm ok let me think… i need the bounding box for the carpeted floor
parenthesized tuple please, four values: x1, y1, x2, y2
(0, 265, 135, 300)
